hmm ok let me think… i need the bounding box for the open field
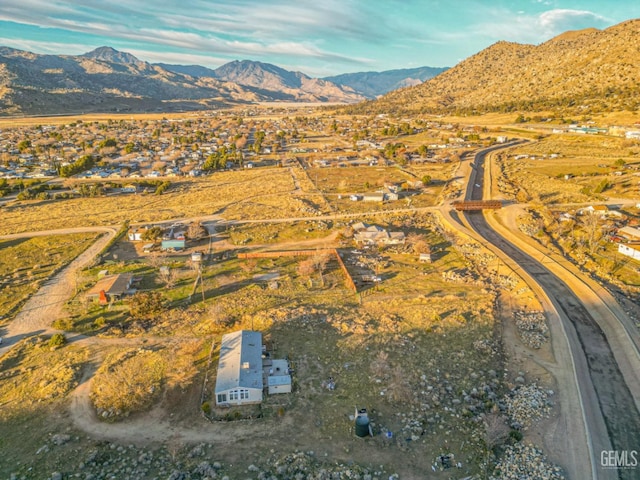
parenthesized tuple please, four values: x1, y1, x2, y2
(0, 169, 298, 235)
(0, 233, 100, 323)
(495, 134, 640, 203)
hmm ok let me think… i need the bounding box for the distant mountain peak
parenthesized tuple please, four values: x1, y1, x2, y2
(83, 46, 141, 64)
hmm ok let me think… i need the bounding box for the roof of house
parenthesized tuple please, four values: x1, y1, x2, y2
(86, 273, 133, 297)
(619, 226, 640, 239)
(215, 330, 263, 394)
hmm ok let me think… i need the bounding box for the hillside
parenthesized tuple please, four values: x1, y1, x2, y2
(0, 47, 261, 116)
(353, 19, 640, 115)
(324, 66, 448, 98)
(0, 48, 362, 116)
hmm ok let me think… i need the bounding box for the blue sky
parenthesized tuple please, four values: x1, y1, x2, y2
(0, 0, 638, 77)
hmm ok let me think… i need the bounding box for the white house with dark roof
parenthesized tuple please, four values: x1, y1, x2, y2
(215, 330, 264, 406)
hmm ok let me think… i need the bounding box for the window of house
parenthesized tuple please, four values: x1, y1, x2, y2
(240, 389, 249, 400)
(229, 390, 238, 401)
(217, 393, 227, 403)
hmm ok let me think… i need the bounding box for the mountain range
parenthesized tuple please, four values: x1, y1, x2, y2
(358, 19, 640, 115)
(0, 46, 444, 116)
(2, 18, 638, 117)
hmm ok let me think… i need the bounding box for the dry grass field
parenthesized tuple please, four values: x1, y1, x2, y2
(0, 169, 298, 235)
(496, 134, 640, 203)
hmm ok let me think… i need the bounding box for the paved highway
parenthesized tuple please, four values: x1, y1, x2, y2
(464, 146, 640, 480)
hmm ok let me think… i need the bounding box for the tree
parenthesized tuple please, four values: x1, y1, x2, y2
(311, 252, 332, 287)
(49, 333, 67, 348)
(141, 226, 163, 241)
(187, 221, 207, 240)
(581, 212, 604, 254)
(483, 412, 511, 451)
(407, 233, 431, 255)
(297, 258, 316, 286)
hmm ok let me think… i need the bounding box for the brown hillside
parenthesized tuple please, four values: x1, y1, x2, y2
(354, 19, 640, 115)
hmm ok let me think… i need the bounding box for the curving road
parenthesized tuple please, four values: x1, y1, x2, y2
(464, 146, 640, 480)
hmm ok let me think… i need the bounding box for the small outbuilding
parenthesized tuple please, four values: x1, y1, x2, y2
(266, 358, 292, 395)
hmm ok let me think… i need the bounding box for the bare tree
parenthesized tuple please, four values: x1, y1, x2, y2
(297, 258, 316, 286)
(187, 221, 208, 240)
(581, 212, 604, 253)
(483, 412, 511, 450)
(407, 233, 431, 254)
(158, 265, 177, 288)
(311, 252, 332, 287)
(147, 250, 167, 269)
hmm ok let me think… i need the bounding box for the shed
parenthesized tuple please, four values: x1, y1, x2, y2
(215, 330, 264, 406)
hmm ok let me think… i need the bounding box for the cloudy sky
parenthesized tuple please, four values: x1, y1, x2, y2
(0, 0, 638, 76)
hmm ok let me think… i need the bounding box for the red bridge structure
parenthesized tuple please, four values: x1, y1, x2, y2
(452, 200, 502, 211)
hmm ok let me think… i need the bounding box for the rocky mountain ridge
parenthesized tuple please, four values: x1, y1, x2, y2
(354, 19, 640, 115)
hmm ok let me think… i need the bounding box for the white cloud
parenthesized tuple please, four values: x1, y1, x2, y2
(467, 8, 612, 44)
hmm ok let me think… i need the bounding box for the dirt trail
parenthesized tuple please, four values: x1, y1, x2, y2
(0, 227, 116, 354)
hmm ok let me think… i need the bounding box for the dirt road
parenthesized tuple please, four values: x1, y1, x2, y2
(0, 227, 116, 354)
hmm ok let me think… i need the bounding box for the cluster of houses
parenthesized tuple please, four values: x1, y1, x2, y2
(128, 224, 188, 251)
(349, 181, 424, 203)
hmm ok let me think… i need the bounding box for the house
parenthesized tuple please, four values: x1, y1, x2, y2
(86, 274, 135, 303)
(353, 224, 406, 246)
(578, 205, 623, 218)
(215, 330, 264, 406)
(618, 244, 640, 261)
(128, 226, 148, 241)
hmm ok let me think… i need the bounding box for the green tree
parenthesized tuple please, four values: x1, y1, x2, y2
(141, 226, 163, 241)
(49, 333, 67, 348)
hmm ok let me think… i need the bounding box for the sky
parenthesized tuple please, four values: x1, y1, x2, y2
(0, 0, 639, 77)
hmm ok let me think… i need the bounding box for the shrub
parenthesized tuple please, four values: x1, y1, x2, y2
(129, 291, 167, 320)
(49, 333, 67, 348)
(201, 401, 211, 415)
(509, 429, 523, 442)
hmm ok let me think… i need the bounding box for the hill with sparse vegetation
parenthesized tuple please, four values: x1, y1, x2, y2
(349, 19, 640, 115)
